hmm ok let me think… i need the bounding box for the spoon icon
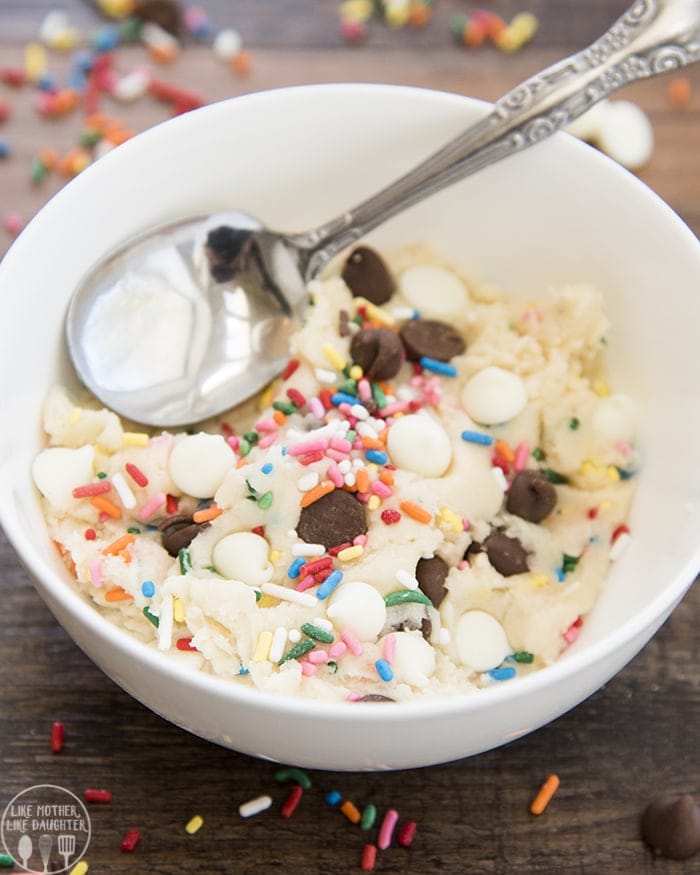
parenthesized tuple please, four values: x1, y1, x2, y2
(65, 0, 700, 428)
(17, 833, 32, 870)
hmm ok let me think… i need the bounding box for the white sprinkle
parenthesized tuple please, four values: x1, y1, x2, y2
(287, 529, 298, 539)
(351, 404, 370, 420)
(291, 542, 326, 557)
(288, 629, 302, 643)
(338, 459, 352, 474)
(111, 472, 136, 509)
(261, 583, 317, 608)
(439, 627, 451, 646)
(355, 421, 378, 438)
(396, 385, 416, 402)
(391, 306, 417, 321)
(395, 569, 419, 590)
(491, 466, 509, 491)
(238, 795, 273, 818)
(344, 473, 356, 488)
(269, 626, 288, 663)
(352, 457, 365, 469)
(610, 531, 632, 560)
(315, 367, 338, 384)
(297, 471, 320, 492)
(157, 595, 174, 651)
(313, 617, 333, 633)
(213, 27, 242, 60)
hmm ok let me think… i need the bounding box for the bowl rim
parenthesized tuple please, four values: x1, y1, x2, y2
(1, 81, 699, 723)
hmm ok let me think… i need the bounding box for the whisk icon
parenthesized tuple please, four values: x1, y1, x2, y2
(38, 834, 52, 872)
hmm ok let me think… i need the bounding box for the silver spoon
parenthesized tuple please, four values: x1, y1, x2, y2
(66, 0, 700, 427)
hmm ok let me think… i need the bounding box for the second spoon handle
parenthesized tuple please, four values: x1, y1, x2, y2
(299, 0, 700, 277)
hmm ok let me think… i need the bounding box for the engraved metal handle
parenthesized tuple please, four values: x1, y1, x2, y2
(298, 0, 700, 278)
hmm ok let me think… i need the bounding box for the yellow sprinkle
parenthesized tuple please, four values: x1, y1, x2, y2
(49, 28, 81, 51)
(69, 863, 89, 875)
(439, 507, 463, 533)
(173, 597, 185, 624)
(258, 382, 275, 411)
(593, 380, 610, 397)
(606, 465, 621, 483)
(354, 296, 396, 326)
(122, 431, 149, 447)
(339, 0, 373, 21)
(68, 407, 83, 425)
(185, 814, 204, 835)
(252, 629, 273, 662)
(597, 499, 613, 513)
(269, 549, 281, 563)
(510, 11, 539, 39)
(529, 574, 549, 588)
(384, 0, 411, 28)
(367, 495, 381, 511)
(348, 364, 363, 380)
(96, 0, 135, 17)
(337, 544, 364, 562)
(257, 594, 277, 608)
(580, 459, 600, 475)
(366, 463, 379, 476)
(322, 342, 347, 372)
(25, 42, 48, 81)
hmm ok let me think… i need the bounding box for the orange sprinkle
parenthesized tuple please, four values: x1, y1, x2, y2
(299, 481, 335, 508)
(530, 774, 560, 815)
(104, 587, 133, 603)
(379, 470, 394, 486)
(120, 548, 132, 565)
(84, 113, 108, 132)
(148, 43, 178, 64)
(231, 50, 252, 76)
(408, 4, 432, 26)
(377, 428, 389, 444)
(361, 435, 384, 451)
(39, 146, 58, 169)
(193, 505, 223, 524)
(495, 439, 515, 463)
(53, 540, 76, 576)
(236, 457, 248, 469)
(400, 500, 432, 524)
(667, 76, 691, 107)
(273, 410, 287, 427)
(355, 468, 370, 494)
(91, 495, 122, 519)
(340, 800, 361, 824)
(102, 533, 136, 556)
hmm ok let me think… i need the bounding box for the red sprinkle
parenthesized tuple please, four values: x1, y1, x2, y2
(313, 567, 333, 584)
(397, 821, 417, 847)
(84, 528, 97, 541)
(286, 387, 306, 409)
(166, 494, 179, 514)
(125, 462, 148, 487)
(319, 388, 334, 410)
(282, 358, 300, 380)
(381, 509, 402, 525)
(302, 557, 333, 576)
(328, 541, 353, 556)
(220, 422, 234, 438)
(587, 507, 599, 519)
(251, 525, 266, 537)
(50, 721, 64, 753)
(1, 67, 25, 87)
(176, 637, 197, 651)
(72, 481, 111, 498)
(361, 844, 377, 871)
(611, 523, 630, 543)
(280, 785, 303, 819)
(298, 450, 325, 466)
(84, 788, 112, 803)
(120, 829, 141, 853)
(149, 78, 204, 109)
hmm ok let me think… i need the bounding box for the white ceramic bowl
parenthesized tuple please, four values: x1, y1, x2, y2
(1, 84, 699, 771)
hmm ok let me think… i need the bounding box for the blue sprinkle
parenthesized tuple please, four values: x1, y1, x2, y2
(331, 392, 359, 407)
(0, 140, 11, 159)
(411, 309, 420, 319)
(375, 659, 394, 682)
(73, 50, 96, 73)
(261, 462, 274, 475)
(365, 449, 388, 465)
(281, 446, 288, 456)
(92, 25, 120, 52)
(316, 569, 343, 600)
(487, 666, 517, 681)
(461, 429, 494, 446)
(67, 65, 87, 91)
(555, 567, 565, 582)
(238, 667, 250, 675)
(326, 790, 342, 806)
(141, 580, 155, 598)
(617, 467, 635, 480)
(36, 73, 58, 92)
(588, 535, 601, 544)
(419, 356, 457, 377)
(287, 557, 306, 580)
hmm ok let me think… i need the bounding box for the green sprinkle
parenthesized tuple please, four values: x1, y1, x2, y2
(371, 382, 387, 408)
(143, 606, 159, 628)
(360, 803, 377, 831)
(352, 314, 363, 325)
(97, 471, 108, 479)
(79, 129, 102, 148)
(119, 16, 143, 41)
(569, 417, 580, 430)
(206, 565, 219, 574)
(258, 491, 273, 510)
(345, 429, 356, 443)
(245, 479, 258, 501)
(0, 852, 14, 867)
(301, 622, 334, 644)
(531, 448, 544, 461)
(384, 589, 432, 608)
(127, 526, 141, 534)
(178, 547, 192, 574)
(254, 590, 262, 602)
(278, 638, 315, 665)
(274, 767, 312, 789)
(562, 553, 581, 573)
(272, 400, 296, 415)
(30, 157, 48, 185)
(243, 430, 259, 445)
(512, 651, 534, 664)
(599, 336, 608, 346)
(540, 467, 569, 485)
(336, 378, 358, 396)
(239, 438, 251, 457)
(326, 661, 338, 674)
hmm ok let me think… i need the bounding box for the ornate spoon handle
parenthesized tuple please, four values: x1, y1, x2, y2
(299, 0, 700, 277)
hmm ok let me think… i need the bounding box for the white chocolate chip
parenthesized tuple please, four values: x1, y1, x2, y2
(387, 414, 452, 477)
(592, 394, 637, 443)
(168, 433, 234, 498)
(32, 445, 95, 512)
(461, 366, 527, 425)
(213, 28, 242, 60)
(383, 631, 435, 687)
(456, 610, 511, 672)
(595, 100, 654, 170)
(326, 581, 386, 642)
(212, 532, 273, 585)
(398, 265, 468, 317)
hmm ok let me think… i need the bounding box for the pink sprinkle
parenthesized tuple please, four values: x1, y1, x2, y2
(370, 480, 391, 498)
(409, 375, 424, 388)
(457, 559, 469, 570)
(462, 518, 471, 530)
(227, 435, 240, 451)
(255, 418, 278, 433)
(338, 403, 353, 417)
(513, 441, 531, 473)
(325, 448, 349, 463)
(357, 379, 372, 401)
(354, 437, 365, 451)
(378, 809, 400, 850)
(383, 634, 396, 664)
(378, 401, 410, 418)
(356, 493, 371, 504)
(287, 439, 328, 456)
(308, 397, 325, 418)
(258, 433, 277, 449)
(341, 629, 364, 656)
(563, 621, 581, 645)
(138, 492, 166, 521)
(308, 649, 329, 665)
(347, 692, 361, 701)
(329, 641, 347, 659)
(615, 441, 632, 456)
(301, 662, 318, 677)
(72, 481, 112, 498)
(89, 558, 103, 588)
(295, 575, 318, 593)
(330, 436, 352, 452)
(327, 464, 344, 488)
(353, 534, 367, 546)
(98, 511, 110, 524)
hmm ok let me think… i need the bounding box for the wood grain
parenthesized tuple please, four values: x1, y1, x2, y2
(0, 2, 699, 872)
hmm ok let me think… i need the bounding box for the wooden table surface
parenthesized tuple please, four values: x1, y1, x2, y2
(1, 2, 698, 872)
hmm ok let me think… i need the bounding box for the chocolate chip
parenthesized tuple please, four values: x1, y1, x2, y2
(350, 327, 403, 381)
(132, 0, 182, 36)
(159, 514, 207, 557)
(358, 694, 395, 703)
(399, 319, 466, 362)
(506, 469, 558, 523)
(342, 246, 394, 305)
(205, 226, 253, 282)
(416, 556, 449, 608)
(483, 532, 529, 576)
(641, 795, 700, 860)
(338, 309, 352, 338)
(384, 603, 432, 640)
(297, 489, 367, 550)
